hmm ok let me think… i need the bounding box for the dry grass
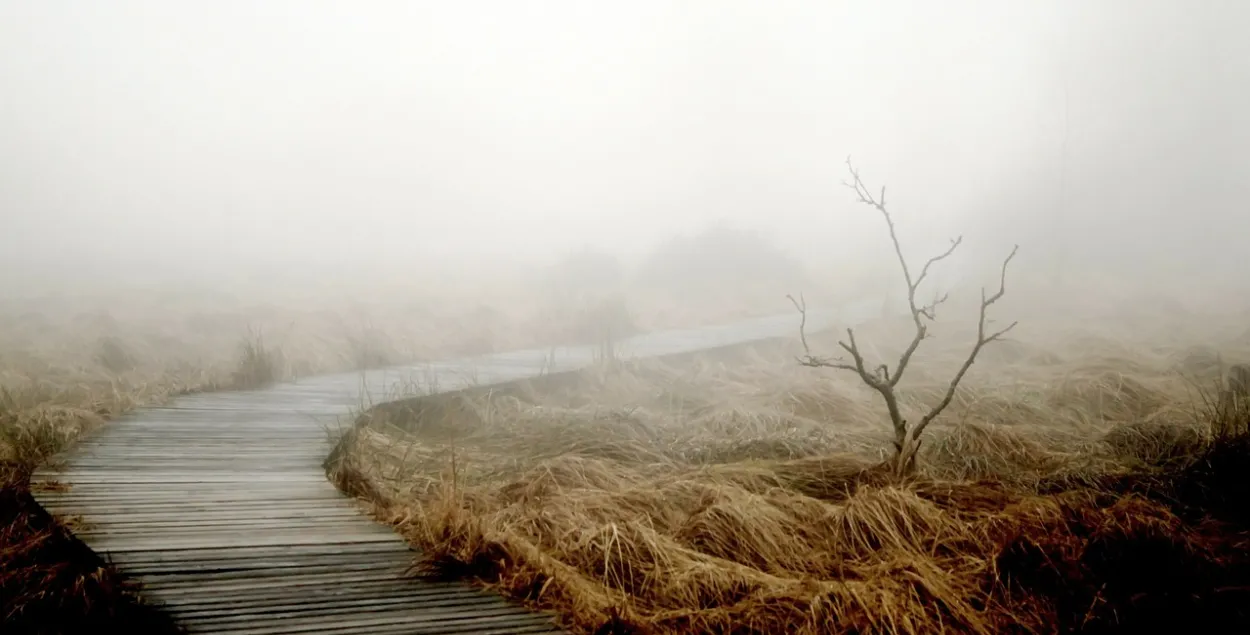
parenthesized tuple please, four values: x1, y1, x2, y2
(332, 308, 1250, 634)
(0, 276, 792, 632)
(4, 268, 1246, 632)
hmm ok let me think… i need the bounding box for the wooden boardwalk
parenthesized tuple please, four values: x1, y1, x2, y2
(31, 306, 867, 633)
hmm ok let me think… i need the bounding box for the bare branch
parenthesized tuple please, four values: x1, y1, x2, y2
(986, 244, 1019, 308)
(843, 157, 915, 294)
(838, 329, 880, 385)
(914, 237, 962, 294)
(798, 357, 862, 373)
(787, 293, 811, 355)
(892, 235, 962, 384)
(843, 157, 966, 390)
(918, 291, 950, 321)
(789, 293, 859, 370)
(911, 245, 1019, 440)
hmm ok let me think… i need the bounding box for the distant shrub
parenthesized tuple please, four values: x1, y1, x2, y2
(94, 337, 136, 374)
(634, 223, 810, 298)
(534, 249, 636, 348)
(541, 249, 627, 304)
(346, 326, 394, 371)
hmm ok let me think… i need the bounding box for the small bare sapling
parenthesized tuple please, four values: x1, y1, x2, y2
(790, 157, 1019, 475)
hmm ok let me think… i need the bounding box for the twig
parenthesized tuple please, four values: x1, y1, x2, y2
(911, 245, 1018, 440)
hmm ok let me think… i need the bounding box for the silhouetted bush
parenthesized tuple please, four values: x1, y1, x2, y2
(634, 223, 810, 298)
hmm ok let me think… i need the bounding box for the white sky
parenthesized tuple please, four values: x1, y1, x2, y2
(1, 0, 1246, 292)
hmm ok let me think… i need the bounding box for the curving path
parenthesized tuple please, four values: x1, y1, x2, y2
(31, 305, 870, 633)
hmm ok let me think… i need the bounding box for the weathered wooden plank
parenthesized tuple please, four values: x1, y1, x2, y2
(142, 568, 456, 591)
(133, 560, 405, 581)
(193, 608, 562, 635)
(75, 524, 395, 538)
(199, 620, 564, 635)
(62, 450, 328, 455)
(39, 495, 342, 504)
(87, 532, 404, 552)
(103, 542, 414, 564)
(153, 592, 511, 618)
(74, 521, 393, 537)
(167, 592, 495, 618)
(53, 497, 366, 508)
(145, 577, 433, 600)
(181, 598, 549, 627)
(40, 479, 338, 487)
(163, 591, 518, 619)
(72, 515, 386, 528)
(171, 580, 479, 597)
(51, 509, 365, 523)
(126, 556, 411, 577)
(53, 466, 329, 474)
(46, 477, 334, 486)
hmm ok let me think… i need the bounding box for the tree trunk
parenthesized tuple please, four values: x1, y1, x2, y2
(891, 429, 922, 477)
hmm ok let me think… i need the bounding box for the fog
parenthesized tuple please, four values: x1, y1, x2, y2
(2, 0, 1248, 305)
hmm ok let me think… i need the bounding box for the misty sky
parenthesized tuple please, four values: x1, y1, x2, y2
(2, 1, 1247, 292)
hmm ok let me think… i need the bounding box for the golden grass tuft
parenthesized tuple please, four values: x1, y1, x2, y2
(229, 328, 282, 390)
(1102, 420, 1206, 468)
(920, 422, 1071, 486)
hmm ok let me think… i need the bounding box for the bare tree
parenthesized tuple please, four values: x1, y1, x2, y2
(790, 158, 1019, 476)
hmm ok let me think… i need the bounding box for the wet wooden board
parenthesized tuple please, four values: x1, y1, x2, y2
(30, 306, 869, 633)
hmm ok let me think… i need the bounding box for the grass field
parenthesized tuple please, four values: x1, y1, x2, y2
(0, 271, 813, 634)
(329, 296, 1250, 634)
(5, 267, 1250, 634)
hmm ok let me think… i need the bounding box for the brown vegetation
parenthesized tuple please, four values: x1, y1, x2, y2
(0, 282, 784, 632)
(6, 255, 1248, 634)
(331, 310, 1250, 634)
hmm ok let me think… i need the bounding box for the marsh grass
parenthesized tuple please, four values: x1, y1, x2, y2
(331, 312, 1250, 634)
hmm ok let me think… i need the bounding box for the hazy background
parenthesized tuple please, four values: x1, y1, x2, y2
(2, 0, 1247, 304)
